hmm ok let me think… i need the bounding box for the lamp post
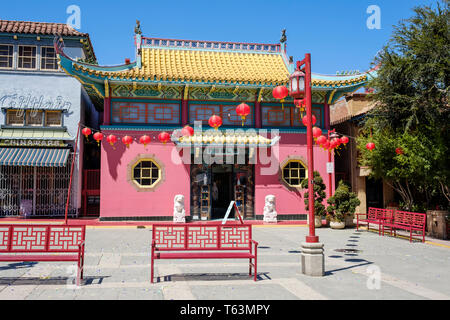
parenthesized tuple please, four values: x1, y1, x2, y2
(289, 53, 324, 276)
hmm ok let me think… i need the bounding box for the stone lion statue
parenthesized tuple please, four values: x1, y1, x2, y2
(173, 194, 186, 223)
(263, 195, 277, 223)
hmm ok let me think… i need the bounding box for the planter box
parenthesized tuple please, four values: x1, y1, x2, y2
(426, 210, 448, 240)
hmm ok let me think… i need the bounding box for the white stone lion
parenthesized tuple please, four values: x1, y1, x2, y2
(263, 195, 277, 223)
(173, 194, 186, 223)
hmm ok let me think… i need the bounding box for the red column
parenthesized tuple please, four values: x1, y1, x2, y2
(324, 99, 330, 130)
(181, 87, 189, 125)
(255, 98, 262, 128)
(103, 97, 111, 126)
(305, 54, 319, 243)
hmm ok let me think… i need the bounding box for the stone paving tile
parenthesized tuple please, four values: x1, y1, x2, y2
(190, 283, 299, 300)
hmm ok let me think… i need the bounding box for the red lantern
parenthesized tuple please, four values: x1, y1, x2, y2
(312, 127, 322, 139)
(122, 135, 133, 148)
(93, 132, 104, 146)
(272, 86, 289, 100)
(158, 131, 171, 144)
(395, 147, 404, 155)
(302, 115, 316, 127)
(139, 135, 151, 147)
(236, 103, 251, 126)
(208, 115, 222, 130)
(366, 142, 375, 151)
(106, 134, 117, 147)
(181, 125, 194, 137)
(341, 136, 349, 145)
(82, 127, 91, 139)
(330, 138, 340, 149)
(322, 139, 330, 150)
(316, 135, 327, 146)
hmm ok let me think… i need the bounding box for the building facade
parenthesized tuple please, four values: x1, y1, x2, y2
(0, 20, 99, 218)
(58, 23, 373, 221)
(330, 92, 396, 213)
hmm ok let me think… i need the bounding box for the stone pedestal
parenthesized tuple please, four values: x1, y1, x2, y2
(301, 242, 325, 277)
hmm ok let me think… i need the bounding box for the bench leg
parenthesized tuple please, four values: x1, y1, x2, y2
(249, 258, 252, 276)
(254, 255, 257, 282)
(151, 256, 154, 284)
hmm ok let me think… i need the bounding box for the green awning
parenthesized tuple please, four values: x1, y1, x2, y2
(0, 148, 70, 167)
(0, 128, 72, 140)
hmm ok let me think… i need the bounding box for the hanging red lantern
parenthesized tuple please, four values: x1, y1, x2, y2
(322, 139, 330, 150)
(366, 142, 375, 151)
(82, 127, 91, 140)
(158, 131, 171, 144)
(316, 135, 327, 146)
(181, 125, 194, 137)
(236, 103, 251, 126)
(208, 115, 222, 130)
(330, 138, 340, 149)
(272, 86, 289, 100)
(272, 85, 289, 110)
(122, 135, 133, 148)
(106, 134, 117, 147)
(341, 136, 349, 145)
(139, 135, 151, 147)
(302, 115, 316, 127)
(93, 132, 104, 146)
(395, 147, 404, 155)
(312, 127, 322, 139)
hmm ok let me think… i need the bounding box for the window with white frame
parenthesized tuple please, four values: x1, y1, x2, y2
(18, 46, 36, 69)
(6, 110, 25, 126)
(41, 47, 58, 70)
(0, 45, 14, 69)
(45, 111, 62, 126)
(26, 110, 43, 126)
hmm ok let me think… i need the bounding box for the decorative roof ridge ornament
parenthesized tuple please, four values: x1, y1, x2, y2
(280, 29, 287, 44)
(134, 20, 142, 35)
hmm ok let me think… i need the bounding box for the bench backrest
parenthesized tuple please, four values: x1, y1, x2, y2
(152, 223, 252, 251)
(394, 211, 426, 228)
(368, 207, 394, 220)
(0, 225, 85, 253)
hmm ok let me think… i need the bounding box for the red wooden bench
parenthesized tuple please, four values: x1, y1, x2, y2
(356, 207, 395, 235)
(382, 210, 426, 242)
(0, 225, 86, 285)
(151, 223, 258, 283)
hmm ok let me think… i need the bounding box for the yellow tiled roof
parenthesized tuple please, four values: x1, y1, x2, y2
(74, 47, 290, 85)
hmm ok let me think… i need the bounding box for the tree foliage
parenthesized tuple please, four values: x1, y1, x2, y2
(358, 1, 450, 211)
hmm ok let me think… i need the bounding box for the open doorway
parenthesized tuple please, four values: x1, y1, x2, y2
(211, 164, 233, 220)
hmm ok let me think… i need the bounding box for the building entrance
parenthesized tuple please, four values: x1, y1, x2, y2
(190, 163, 254, 221)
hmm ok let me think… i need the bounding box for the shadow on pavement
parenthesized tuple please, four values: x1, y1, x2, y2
(0, 276, 109, 286)
(155, 272, 271, 283)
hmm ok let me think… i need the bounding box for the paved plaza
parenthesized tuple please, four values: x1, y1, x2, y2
(0, 224, 449, 300)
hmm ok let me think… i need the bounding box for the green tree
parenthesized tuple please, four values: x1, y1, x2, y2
(358, 1, 450, 211)
(301, 171, 327, 217)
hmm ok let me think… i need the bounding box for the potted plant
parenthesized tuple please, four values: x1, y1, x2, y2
(326, 180, 361, 229)
(301, 171, 327, 228)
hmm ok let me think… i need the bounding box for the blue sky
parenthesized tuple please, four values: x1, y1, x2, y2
(1, 0, 438, 74)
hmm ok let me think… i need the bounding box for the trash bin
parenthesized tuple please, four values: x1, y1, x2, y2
(426, 210, 449, 240)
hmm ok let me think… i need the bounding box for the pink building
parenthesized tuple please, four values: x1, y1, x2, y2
(58, 23, 372, 221)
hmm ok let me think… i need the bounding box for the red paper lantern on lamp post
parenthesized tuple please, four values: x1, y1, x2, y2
(302, 115, 317, 127)
(181, 125, 194, 137)
(341, 136, 349, 145)
(158, 131, 171, 144)
(236, 103, 251, 126)
(316, 135, 327, 146)
(93, 132, 104, 146)
(82, 127, 91, 140)
(208, 115, 222, 130)
(122, 135, 133, 148)
(312, 127, 322, 140)
(106, 134, 117, 147)
(139, 135, 151, 147)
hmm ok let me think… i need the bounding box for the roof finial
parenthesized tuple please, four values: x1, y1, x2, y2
(280, 29, 287, 43)
(134, 20, 142, 35)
